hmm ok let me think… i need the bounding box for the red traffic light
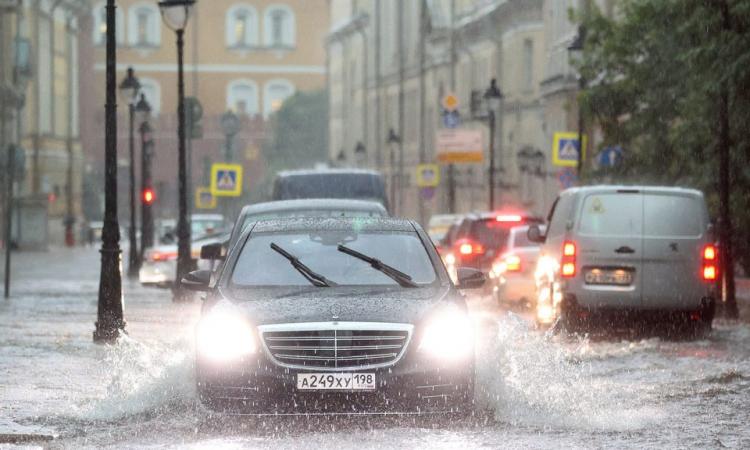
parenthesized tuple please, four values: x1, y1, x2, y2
(142, 188, 155, 205)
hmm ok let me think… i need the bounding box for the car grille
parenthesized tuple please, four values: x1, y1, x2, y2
(258, 322, 413, 371)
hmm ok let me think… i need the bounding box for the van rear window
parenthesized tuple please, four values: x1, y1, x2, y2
(644, 195, 703, 237)
(578, 194, 642, 237)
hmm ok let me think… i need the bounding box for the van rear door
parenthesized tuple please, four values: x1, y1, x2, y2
(574, 191, 643, 309)
(641, 192, 707, 310)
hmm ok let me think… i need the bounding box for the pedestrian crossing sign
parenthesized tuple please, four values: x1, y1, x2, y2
(210, 163, 243, 197)
(552, 132, 587, 167)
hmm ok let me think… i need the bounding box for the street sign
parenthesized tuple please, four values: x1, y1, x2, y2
(442, 110, 460, 128)
(195, 187, 216, 209)
(552, 132, 587, 167)
(557, 168, 578, 189)
(416, 164, 440, 188)
(436, 129, 484, 164)
(597, 145, 623, 168)
(210, 163, 243, 197)
(442, 93, 459, 112)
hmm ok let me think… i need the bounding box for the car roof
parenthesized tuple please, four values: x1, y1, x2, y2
(276, 168, 383, 177)
(250, 217, 416, 233)
(191, 213, 225, 220)
(561, 185, 704, 198)
(239, 199, 387, 216)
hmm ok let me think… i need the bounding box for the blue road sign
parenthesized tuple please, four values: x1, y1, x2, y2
(598, 146, 623, 168)
(557, 168, 578, 189)
(210, 163, 243, 197)
(442, 110, 460, 129)
(552, 132, 586, 167)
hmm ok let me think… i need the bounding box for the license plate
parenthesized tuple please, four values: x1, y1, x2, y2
(297, 373, 376, 391)
(585, 268, 633, 286)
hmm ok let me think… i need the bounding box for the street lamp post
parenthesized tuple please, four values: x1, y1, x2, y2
(94, 0, 125, 343)
(135, 94, 153, 259)
(484, 79, 503, 211)
(220, 110, 240, 162)
(118, 67, 141, 278)
(387, 129, 400, 213)
(159, 0, 196, 300)
(568, 26, 586, 175)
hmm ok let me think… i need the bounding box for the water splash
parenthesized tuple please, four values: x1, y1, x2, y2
(474, 314, 664, 431)
(77, 334, 197, 421)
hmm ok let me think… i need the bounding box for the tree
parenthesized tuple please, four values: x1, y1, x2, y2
(578, 0, 750, 317)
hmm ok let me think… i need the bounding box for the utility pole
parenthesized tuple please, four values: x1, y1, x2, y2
(418, 0, 428, 225)
(374, 0, 382, 169)
(396, 0, 405, 216)
(718, 1, 738, 319)
(447, 0, 457, 214)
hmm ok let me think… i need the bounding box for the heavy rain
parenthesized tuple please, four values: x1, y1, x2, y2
(1, 1, 749, 449)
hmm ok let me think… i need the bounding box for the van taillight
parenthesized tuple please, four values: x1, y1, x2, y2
(561, 241, 576, 278)
(702, 244, 718, 281)
(456, 240, 485, 256)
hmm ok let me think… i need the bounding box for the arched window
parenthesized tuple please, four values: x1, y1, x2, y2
(227, 79, 259, 116)
(226, 4, 259, 48)
(139, 78, 161, 116)
(263, 5, 295, 48)
(263, 79, 294, 117)
(128, 3, 161, 47)
(93, 2, 124, 46)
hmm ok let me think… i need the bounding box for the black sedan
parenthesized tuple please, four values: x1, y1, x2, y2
(183, 217, 486, 414)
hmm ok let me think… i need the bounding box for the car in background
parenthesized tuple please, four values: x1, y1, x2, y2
(272, 169, 389, 211)
(436, 221, 463, 283)
(489, 224, 546, 307)
(450, 211, 543, 277)
(427, 214, 463, 245)
(183, 217, 485, 414)
(529, 186, 716, 334)
(140, 230, 230, 288)
(158, 214, 227, 244)
(225, 199, 388, 251)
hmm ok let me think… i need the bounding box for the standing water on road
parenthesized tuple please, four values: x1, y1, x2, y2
(1, 249, 748, 448)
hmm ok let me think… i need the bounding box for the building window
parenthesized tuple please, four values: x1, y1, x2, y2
(227, 80, 259, 116)
(263, 79, 294, 117)
(226, 5, 259, 48)
(263, 5, 295, 48)
(523, 38, 534, 92)
(93, 2, 124, 46)
(139, 78, 161, 116)
(128, 3, 161, 47)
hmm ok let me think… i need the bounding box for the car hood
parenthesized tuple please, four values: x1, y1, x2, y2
(216, 285, 457, 325)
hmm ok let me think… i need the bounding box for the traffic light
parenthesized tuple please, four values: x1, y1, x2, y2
(142, 187, 155, 205)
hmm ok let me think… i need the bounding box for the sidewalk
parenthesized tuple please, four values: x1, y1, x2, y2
(0, 247, 201, 444)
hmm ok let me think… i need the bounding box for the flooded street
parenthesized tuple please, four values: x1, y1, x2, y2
(1, 248, 748, 449)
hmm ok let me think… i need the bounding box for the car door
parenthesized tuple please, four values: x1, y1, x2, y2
(572, 191, 644, 309)
(640, 192, 707, 310)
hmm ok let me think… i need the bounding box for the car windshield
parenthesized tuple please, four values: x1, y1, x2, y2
(230, 231, 437, 287)
(470, 219, 514, 250)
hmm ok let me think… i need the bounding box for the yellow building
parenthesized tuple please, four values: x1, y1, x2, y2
(81, 0, 328, 219)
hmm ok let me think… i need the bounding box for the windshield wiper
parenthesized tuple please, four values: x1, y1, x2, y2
(337, 245, 418, 288)
(270, 243, 336, 287)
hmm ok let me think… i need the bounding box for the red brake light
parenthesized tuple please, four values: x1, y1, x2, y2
(496, 214, 523, 223)
(456, 240, 484, 256)
(150, 250, 177, 262)
(702, 245, 718, 281)
(561, 241, 577, 278)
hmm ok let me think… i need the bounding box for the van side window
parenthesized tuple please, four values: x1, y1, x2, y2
(547, 195, 571, 239)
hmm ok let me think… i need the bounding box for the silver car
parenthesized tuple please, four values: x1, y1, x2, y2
(529, 186, 717, 334)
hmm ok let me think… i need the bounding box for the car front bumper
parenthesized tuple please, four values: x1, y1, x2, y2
(197, 354, 474, 414)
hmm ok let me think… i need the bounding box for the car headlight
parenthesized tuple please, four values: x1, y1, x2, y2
(419, 307, 474, 360)
(196, 307, 256, 362)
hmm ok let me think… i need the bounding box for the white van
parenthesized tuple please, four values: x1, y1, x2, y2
(529, 186, 717, 334)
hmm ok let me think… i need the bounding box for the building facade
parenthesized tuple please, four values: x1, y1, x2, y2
(328, 0, 613, 222)
(1, 0, 89, 248)
(80, 0, 328, 222)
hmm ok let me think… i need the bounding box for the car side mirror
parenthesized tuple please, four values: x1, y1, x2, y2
(527, 224, 545, 243)
(455, 267, 486, 290)
(182, 269, 211, 292)
(200, 242, 224, 260)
